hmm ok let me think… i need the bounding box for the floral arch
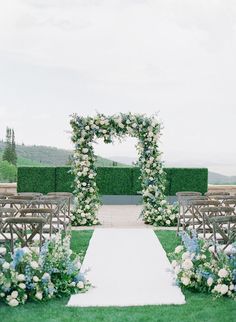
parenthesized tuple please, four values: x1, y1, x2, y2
(70, 113, 176, 226)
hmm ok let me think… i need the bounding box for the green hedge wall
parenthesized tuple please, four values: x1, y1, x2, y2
(17, 167, 56, 194)
(55, 167, 74, 192)
(17, 166, 208, 195)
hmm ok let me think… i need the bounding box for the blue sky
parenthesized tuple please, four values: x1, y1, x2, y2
(0, 1, 236, 175)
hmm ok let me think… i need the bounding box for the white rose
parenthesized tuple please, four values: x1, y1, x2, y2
(181, 277, 190, 286)
(19, 283, 26, 289)
(0, 293, 5, 297)
(166, 220, 171, 225)
(8, 299, 19, 307)
(170, 214, 176, 220)
(82, 148, 88, 154)
(182, 251, 191, 260)
(77, 281, 84, 289)
(30, 261, 39, 269)
(157, 215, 162, 220)
(218, 269, 228, 278)
(33, 276, 39, 283)
(93, 220, 97, 225)
(11, 291, 18, 299)
(2, 262, 10, 270)
(35, 292, 43, 300)
(182, 259, 193, 270)
(207, 277, 214, 287)
(175, 245, 184, 254)
(220, 284, 228, 295)
(0, 247, 6, 256)
(17, 274, 25, 282)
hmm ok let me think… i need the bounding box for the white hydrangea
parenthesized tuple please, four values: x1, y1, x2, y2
(182, 259, 193, 270)
(218, 268, 228, 278)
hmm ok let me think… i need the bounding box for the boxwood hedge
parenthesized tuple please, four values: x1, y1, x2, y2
(17, 166, 208, 195)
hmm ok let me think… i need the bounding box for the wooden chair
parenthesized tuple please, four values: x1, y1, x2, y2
(39, 196, 71, 230)
(199, 206, 234, 240)
(186, 200, 221, 233)
(5, 216, 46, 252)
(19, 208, 55, 236)
(0, 207, 18, 241)
(176, 192, 202, 232)
(208, 215, 236, 255)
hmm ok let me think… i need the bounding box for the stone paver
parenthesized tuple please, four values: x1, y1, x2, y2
(72, 205, 176, 231)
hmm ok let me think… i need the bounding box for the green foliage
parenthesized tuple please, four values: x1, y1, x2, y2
(97, 167, 134, 195)
(2, 127, 17, 165)
(17, 166, 208, 195)
(55, 167, 74, 192)
(17, 167, 56, 194)
(0, 160, 17, 182)
(167, 168, 208, 195)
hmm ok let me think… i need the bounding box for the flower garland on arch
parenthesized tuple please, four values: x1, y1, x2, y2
(70, 113, 177, 226)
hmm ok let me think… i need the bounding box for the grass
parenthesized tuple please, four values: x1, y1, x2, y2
(1, 230, 235, 322)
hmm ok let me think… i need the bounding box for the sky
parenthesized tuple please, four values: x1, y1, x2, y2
(0, 0, 236, 175)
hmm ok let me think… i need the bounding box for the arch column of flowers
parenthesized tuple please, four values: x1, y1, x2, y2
(70, 113, 177, 226)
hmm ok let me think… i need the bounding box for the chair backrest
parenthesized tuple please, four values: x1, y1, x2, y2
(5, 216, 46, 252)
(209, 215, 236, 246)
(176, 191, 202, 197)
(205, 191, 230, 196)
(17, 192, 43, 197)
(224, 199, 236, 208)
(189, 200, 221, 207)
(12, 195, 35, 200)
(47, 192, 73, 197)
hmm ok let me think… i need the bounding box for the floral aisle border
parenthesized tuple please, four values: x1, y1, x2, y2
(0, 233, 90, 306)
(170, 231, 236, 299)
(70, 113, 177, 226)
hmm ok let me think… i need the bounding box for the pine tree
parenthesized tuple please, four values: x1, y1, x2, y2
(2, 127, 12, 163)
(2, 127, 17, 165)
(11, 129, 17, 165)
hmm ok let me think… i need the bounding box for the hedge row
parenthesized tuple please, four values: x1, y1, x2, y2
(17, 167, 208, 195)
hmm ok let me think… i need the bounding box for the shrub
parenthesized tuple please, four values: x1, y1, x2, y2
(0, 160, 17, 183)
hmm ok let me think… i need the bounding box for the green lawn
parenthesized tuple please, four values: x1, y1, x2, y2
(1, 230, 235, 322)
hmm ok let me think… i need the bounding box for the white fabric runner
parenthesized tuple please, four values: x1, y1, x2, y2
(67, 229, 185, 307)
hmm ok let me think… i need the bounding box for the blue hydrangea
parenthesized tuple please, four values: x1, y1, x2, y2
(180, 230, 200, 254)
(11, 248, 25, 268)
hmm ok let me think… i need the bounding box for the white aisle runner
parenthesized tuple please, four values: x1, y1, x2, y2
(67, 229, 185, 307)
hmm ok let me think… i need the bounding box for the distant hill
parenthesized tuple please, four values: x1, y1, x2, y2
(208, 171, 236, 185)
(0, 141, 126, 167)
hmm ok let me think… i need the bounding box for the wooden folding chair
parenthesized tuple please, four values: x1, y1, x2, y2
(176, 192, 202, 232)
(19, 208, 55, 237)
(5, 217, 46, 252)
(200, 206, 234, 240)
(208, 215, 236, 256)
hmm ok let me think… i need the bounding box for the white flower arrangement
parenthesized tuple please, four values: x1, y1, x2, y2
(170, 231, 236, 299)
(70, 112, 177, 226)
(0, 233, 90, 307)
